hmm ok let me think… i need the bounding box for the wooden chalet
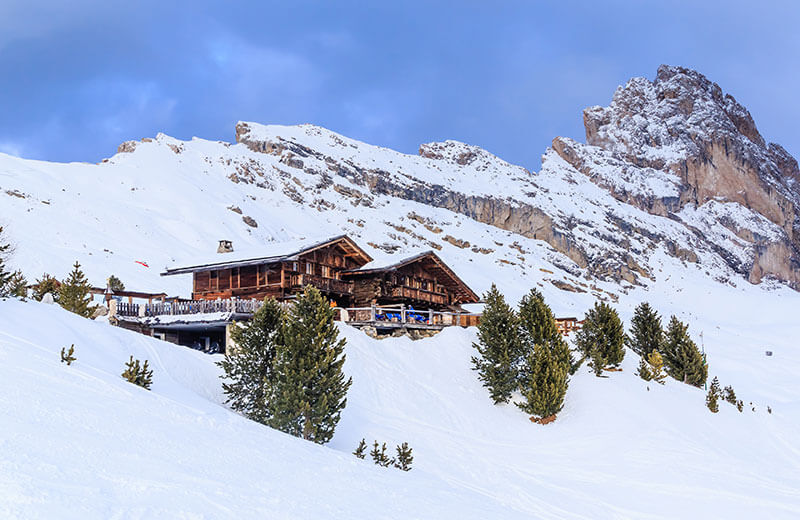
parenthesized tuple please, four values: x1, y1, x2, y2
(161, 235, 373, 307)
(342, 251, 479, 310)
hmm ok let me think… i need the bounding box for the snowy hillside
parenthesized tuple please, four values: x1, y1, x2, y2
(2, 283, 799, 518)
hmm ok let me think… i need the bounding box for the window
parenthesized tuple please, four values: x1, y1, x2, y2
(292, 262, 299, 272)
(210, 270, 218, 291)
(306, 262, 315, 275)
(321, 265, 332, 278)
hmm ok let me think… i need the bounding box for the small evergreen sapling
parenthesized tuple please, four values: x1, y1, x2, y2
(0, 225, 12, 296)
(6, 271, 27, 298)
(122, 355, 153, 390)
(636, 356, 652, 381)
(370, 441, 392, 467)
(60, 344, 76, 365)
(722, 385, 737, 406)
(736, 399, 744, 412)
(353, 438, 367, 459)
(59, 262, 95, 318)
(394, 442, 414, 471)
(706, 377, 721, 413)
(471, 284, 523, 404)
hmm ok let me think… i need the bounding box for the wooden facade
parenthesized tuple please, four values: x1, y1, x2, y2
(342, 251, 480, 310)
(162, 237, 480, 311)
(163, 236, 373, 306)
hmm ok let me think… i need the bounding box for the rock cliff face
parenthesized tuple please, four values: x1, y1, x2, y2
(230, 65, 800, 290)
(554, 65, 800, 287)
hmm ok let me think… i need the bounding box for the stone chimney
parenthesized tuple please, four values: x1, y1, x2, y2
(217, 240, 234, 254)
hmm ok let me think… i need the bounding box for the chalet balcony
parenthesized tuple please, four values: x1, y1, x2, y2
(290, 273, 354, 296)
(389, 286, 449, 305)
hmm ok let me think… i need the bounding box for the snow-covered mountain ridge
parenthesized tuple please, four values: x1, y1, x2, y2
(0, 64, 798, 305)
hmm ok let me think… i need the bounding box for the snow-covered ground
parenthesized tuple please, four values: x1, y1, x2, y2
(1, 279, 798, 518)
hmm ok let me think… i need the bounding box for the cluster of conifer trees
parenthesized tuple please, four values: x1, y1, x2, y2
(471, 285, 574, 421)
(626, 302, 707, 387)
(218, 286, 352, 444)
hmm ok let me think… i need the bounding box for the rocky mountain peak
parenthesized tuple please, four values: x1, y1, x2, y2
(556, 65, 800, 288)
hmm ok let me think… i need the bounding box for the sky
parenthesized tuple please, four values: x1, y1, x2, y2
(0, 1, 798, 170)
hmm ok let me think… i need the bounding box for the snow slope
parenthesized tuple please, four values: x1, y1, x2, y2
(2, 285, 799, 518)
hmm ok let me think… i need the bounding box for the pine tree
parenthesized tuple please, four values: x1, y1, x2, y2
(516, 289, 572, 420)
(0, 226, 13, 296)
(394, 442, 414, 471)
(218, 298, 284, 424)
(6, 270, 27, 298)
(60, 344, 76, 365)
(59, 262, 95, 318)
(353, 438, 367, 459)
(722, 385, 737, 406)
(517, 343, 569, 419)
(574, 302, 625, 375)
(107, 275, 125, 292)
(636, 356, 653, 381)
(471, 284, 523, 404)
(268, 286, 352, 444)
(647, 350, 666, 384)
(626, 302, 664, 357)
(661, 316, 707, 387)
(706, 376, 721, 413)
(518, 288, 575, 372)
(370, 441, 392, 467)
(32, 273, 60, 302)
(122, 355, 153, 390)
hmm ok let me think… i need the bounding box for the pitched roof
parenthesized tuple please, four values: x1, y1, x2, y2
(343, 250, 479, 303)
(161, 235, 373, 276)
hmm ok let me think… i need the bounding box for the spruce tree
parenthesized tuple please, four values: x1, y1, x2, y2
(0, 226, 12, 296)
(722, 385, 737, 406)
(574, 302, 625, 375)
(370, 441, 392, 467)
(636, 356, 653, 381)
(647, 351, 667, 384)
(626, 302, 664, 357)
(517, 343, 568, 419)
(107, 275, 125, 292)
(706, 377, 721, 413)
(268, 286, 352, 444)
(122, 356, 153, 390)
(32, 273, 60, 302)
(661, 316, 707, 387)
(218, 298, 284, 424)
(59, 262, 95, 318)
(60, 344, 77, 365)
(394, 442, 414, 471)
(516, 289, 572, 419)
(518, 288, 575, 373)
(353, 438, 367, 459)
(6, 271, 27, 298)
(471, 284, 522, 404)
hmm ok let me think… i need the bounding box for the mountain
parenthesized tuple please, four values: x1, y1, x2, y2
(2, 66, 800, 518)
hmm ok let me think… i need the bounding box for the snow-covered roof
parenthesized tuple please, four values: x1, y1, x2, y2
(162, 235, 372, 276)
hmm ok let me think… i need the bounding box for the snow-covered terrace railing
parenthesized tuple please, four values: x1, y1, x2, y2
(115, 298, 264, 318)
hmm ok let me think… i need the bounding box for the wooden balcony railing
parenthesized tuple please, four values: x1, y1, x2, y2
(290, 273, 354, 295)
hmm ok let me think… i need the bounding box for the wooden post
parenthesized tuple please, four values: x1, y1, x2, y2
(457, 314, 462, 327)
(428, 309, 433, 324)
(401, 304, 406, 323)
(370, 304, 376, 322)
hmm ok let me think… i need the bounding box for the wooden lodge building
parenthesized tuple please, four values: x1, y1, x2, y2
(110, 236, 481, 352)
(160, 235, 479, 310)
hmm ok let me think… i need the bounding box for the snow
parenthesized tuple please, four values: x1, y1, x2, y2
(2, 276, 799, 518)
